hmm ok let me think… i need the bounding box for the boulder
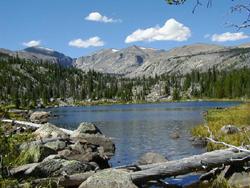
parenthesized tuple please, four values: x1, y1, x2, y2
(190, 137, 208, 147)
(79, 169, 138, 188)
(44, 140, 67, 151)
(137, 152, 168, 165)
(72, 122, 102, 136)
(30, 158, 95, 178)
(58, 145, 110, 169)
(30, 111, 51, 124)
(221, 125, 240, 134)
(71, 122, 115, 156)
(34, 123, 69, 139)
(42, 154, 65, 162)
(228, 171, 250, 188)
(18, 143, 57, 164)
(71, 134, 115, 156)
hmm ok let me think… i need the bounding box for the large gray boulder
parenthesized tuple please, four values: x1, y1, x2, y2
(228, 171, 250, 188)
(29, 111, 51, 124)
(34, 123, 69, 139)
(31, 159, 95, 178)
(72, 122, 102, 135)
(44, 140, 67, 151)
(137, 152, 168, 165)
(73, 134, 115, 156)
(221, 125, 240, 134)
(79, 169, 138, 188)
(71, 123, 115, 156)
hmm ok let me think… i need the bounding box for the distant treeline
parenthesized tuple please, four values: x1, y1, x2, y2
(0, 56, 249, 108)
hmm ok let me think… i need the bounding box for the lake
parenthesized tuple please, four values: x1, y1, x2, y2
(48, 101, 240, 167)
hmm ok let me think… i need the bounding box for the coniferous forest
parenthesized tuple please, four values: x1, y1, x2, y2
(0, 55, 249, 108)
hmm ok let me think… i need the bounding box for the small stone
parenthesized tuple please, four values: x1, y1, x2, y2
(170, 132, 180, 139)
(221, 125, 240, 134)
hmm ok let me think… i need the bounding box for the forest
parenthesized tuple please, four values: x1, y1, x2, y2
(0, 55, 249, 108)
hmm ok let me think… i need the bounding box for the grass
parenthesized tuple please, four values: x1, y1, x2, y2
(0, 123, 35, 167)
(191, 103, 250, 151)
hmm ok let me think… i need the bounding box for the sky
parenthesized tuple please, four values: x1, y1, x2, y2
(0, 0, 250, 57)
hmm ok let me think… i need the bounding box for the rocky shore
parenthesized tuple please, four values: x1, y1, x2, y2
(1, 107, 250, 188)
(0, 111, 119, 187)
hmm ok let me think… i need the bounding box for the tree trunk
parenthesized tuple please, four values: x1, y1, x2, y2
(1, 119, 73, 134)
(130, 148, 250, 184)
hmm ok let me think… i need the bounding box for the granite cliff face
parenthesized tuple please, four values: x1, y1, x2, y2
(74, 43, 250, 77)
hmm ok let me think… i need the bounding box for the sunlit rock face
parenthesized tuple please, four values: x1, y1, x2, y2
(74, 43, 250, 78)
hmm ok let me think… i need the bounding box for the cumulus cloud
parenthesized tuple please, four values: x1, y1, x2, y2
(125, 18, 191, 43)
(85, 12, 120, 23)
(68, 37, 105, 48)
(22, 40, 41, 47)
(211, 32, 249, 42)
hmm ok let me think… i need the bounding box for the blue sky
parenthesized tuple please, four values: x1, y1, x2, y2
(0, 0, 249, 57)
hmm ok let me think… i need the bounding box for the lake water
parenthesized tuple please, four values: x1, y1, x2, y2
(48, 101, 240, 167)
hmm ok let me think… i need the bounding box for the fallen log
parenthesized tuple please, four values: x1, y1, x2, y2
(130, 147, 250, 184)
(1, 119, 73, 135)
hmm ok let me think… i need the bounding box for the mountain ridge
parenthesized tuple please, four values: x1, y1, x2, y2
(1, 43, 250, 77)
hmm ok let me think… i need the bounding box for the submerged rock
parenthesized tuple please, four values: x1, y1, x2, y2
(137, 152, 168, 165)
(30, 111, 51, 124)
(79, 169, 138, 188)
(170, 132, 180, 139)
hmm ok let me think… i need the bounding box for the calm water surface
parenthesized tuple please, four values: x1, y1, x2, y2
(48, 101, 240, 167)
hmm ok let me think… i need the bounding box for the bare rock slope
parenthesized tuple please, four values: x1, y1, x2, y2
(74, 43, 250, 77)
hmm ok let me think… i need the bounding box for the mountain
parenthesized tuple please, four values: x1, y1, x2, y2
(74, 45, 160, 76)
(1, 43, 250, 77)
(74, 43, 250, 77)
(0, 47, 73, 66)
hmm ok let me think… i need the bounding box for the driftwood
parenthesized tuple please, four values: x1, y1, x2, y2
(8, 146, 250, 187)
(1, 119, 73, 135)
(129, 147, 250, 184)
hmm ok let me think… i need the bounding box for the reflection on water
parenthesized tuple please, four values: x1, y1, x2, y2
(48, 101, 240, 166)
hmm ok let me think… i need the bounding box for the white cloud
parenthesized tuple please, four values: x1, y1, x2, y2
(85, 12, 120, 23)
(68, 37, 105, 48)
(211, 32, 249, 42)
(125, 18, 191, 43)
(22, 40, 41, 47)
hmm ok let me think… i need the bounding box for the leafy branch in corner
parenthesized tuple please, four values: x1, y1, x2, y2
(165, 0, 250, 29)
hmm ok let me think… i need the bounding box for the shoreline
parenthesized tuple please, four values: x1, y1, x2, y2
(1, 102, 249, 187)
(1, 97, 248, 112)
(39, 98, 248, 110)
